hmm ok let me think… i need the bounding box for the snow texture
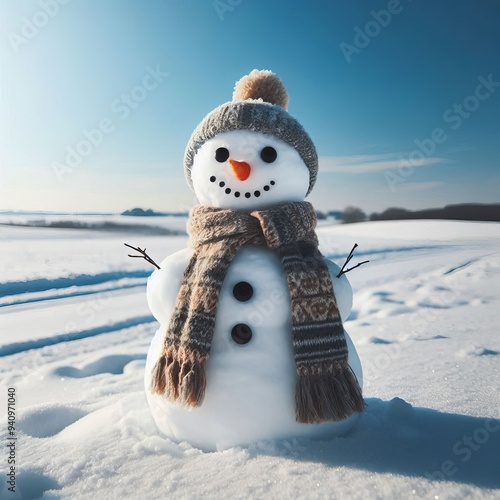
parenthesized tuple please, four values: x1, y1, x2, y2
(1, 217, 499, 499)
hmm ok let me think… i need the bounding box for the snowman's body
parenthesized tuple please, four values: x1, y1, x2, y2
(145, 244, 362, 451)
(144, 71, 364, 451)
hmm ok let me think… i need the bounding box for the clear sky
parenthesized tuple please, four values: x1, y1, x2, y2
(1, 0, 499, 214)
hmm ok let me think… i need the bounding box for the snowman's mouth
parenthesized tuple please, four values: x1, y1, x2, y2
(209, 175, 276, 199)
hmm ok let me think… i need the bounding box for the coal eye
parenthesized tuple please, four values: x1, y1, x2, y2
(260, 146, 277, 163)
(231, 323, 253, 345)
(215, 147, 230, 163)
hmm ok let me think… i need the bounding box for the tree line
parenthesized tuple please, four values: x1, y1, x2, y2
(315, 203, 500, 224)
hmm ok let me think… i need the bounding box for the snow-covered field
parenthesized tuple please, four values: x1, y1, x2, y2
(1, 216, 499, 499)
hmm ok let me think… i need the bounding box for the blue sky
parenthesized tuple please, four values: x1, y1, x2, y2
(1, 0, 499, 214)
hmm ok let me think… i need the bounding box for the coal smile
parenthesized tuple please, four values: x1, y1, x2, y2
(209, 175, 276, 199)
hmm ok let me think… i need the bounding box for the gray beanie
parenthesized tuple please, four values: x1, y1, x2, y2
(184, 70, 318, 195)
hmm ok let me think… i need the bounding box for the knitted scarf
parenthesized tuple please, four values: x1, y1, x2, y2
(150, 201, 364, 423)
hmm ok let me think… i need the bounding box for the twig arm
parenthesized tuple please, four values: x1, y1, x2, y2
(124, 243, 161, 270)
(336, 243, 369, 278)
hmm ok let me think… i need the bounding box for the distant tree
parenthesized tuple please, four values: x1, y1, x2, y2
(315, 210, 327, 220)
(371, 207, 412, 221)
(341, 206, 367, 224)
(327, 210, 343, 220)
(370, 204, 500, 222)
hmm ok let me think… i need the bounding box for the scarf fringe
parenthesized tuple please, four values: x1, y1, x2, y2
(295, 361, 364, 424)
(150, 347, 207, 407)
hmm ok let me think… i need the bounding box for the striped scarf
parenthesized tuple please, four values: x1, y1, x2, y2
(150, 201, 364, 423)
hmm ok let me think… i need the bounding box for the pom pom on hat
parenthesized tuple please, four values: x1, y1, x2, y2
(233, 69, 289, 110)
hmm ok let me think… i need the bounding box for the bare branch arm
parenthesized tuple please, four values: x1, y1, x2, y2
(124, 243, 161, 270)
(336, 243, 369, 278)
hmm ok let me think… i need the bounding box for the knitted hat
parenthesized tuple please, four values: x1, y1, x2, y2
(184, 70, 318, 195)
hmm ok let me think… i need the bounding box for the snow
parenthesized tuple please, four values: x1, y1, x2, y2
(1, 217, 500, 499)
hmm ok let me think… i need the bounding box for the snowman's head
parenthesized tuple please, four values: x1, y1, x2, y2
(184, 70, 318, 211)
(191, 130, 309, 210)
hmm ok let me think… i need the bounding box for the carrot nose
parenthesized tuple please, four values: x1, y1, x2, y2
(229, 159, 251, 181)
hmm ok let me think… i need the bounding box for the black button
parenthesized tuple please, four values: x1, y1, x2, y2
(231, 323, 253, 345)
(233, 281, 253, 302)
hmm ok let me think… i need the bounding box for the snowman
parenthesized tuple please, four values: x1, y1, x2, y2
(144, 70, 364, 451)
